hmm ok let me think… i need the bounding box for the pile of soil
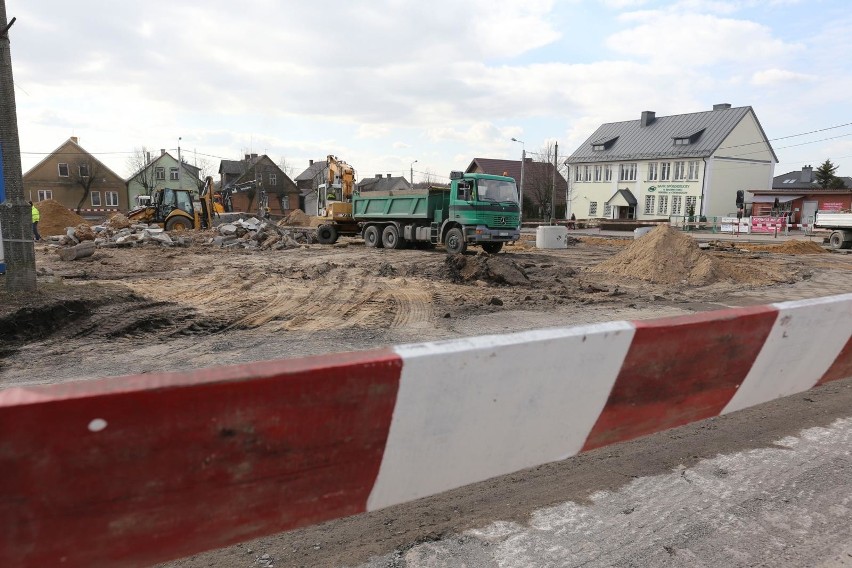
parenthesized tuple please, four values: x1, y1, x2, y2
(445, 252, 530, 286)
(35, 200, 86, 237)
(743, 240, 827, 254)
(589, 225, 717, 285)
(278, 209, 311, 227)
(580, 237, 632, 247)
(107, 214, 131, 230)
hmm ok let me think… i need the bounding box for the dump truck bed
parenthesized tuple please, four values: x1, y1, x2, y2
(352, 188, 450, 222)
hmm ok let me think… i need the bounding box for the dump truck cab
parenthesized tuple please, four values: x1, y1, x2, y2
(444, 171, 521, 253)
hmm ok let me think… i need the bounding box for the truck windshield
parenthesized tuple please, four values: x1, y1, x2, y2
(477, 179, 519, 204)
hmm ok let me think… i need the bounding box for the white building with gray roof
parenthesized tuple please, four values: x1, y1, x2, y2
(566, 104, 778, 221)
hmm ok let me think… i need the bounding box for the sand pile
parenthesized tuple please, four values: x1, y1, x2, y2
(35, 200, 87, 237)
(107, 213, 131, 230)
(278, 209, 311, 227)
(590, 225, 792, 286)
(590, 225, 718, 285)
(742, 240, 827, 254)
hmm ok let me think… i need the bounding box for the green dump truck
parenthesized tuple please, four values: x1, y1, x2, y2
(316, 171, 520, 254)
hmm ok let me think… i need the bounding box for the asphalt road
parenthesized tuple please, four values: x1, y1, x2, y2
(165, 377, 852, 568)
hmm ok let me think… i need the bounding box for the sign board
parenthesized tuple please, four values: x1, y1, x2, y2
(751, 215, 787, 233)
(720, 217, 750, 233)
(646, 184, 690, 195)
(821, 202, 845, 211)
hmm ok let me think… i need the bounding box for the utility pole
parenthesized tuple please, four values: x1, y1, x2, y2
(410, 159, 417, 186)
(0, 3, 36, 291)
(511, 137, 525, 222)
(550, 141, 557, 225)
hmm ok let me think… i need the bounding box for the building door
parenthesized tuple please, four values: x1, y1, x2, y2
(802, 200, 818, 226)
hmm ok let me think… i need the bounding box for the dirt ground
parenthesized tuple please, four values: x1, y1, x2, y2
(3, 226, 852, 567)
(1, 226, 850, 387)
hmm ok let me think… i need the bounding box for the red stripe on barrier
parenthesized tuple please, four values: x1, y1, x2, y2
(0, 349, 402, 568)
(581, 306, 779, 451)
(817, 335, 852, 385)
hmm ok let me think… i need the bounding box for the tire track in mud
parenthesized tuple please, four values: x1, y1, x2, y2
(386, 285, 435, 328)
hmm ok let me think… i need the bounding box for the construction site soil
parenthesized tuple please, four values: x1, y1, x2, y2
(3, 224, 852, 568)
(1, 225, 850, 387)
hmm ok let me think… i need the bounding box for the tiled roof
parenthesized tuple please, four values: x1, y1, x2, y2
(772, 170, 852, 190)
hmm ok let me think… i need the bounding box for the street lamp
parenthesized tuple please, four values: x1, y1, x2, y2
(410, 159, 418, 185)
(511, 137, 525, 221)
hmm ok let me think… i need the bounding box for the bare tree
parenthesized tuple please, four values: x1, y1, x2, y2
(524, 143, 569, 219)
(72, 158, 104, 214)
(126, 147, 157, 197)
(277, 156, 297, 178)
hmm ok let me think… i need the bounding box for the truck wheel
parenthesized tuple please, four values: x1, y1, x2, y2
(317, 224, 339, 245)
(165, 216, 192, 231)
(445, 227, 467, 254)
(364, 225, 382, 248)
(829, 231, 844, 249)
(481, 242, 503, 254)
(382, 225, 403, 249)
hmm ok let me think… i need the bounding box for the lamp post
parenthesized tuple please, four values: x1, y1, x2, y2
(511, 137, 525, 222)
(410, 159, 418, 186)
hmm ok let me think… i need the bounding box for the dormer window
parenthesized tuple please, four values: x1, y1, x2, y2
(672, 128, 705, 146)
(591, 136, 618, 151)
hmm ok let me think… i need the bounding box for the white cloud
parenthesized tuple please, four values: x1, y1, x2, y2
(607, 13, 801, 66)
(751, 68, 816, 85)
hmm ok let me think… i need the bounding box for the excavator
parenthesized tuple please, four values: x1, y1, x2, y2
(127, 176, 220, 231)
(315, 155, 359, 243)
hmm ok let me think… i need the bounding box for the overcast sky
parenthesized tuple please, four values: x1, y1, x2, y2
(7, 0, 852, 184)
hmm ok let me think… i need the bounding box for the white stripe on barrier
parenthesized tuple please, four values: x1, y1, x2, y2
(367, 321, 635, 511)
(722, 294, 852, 414)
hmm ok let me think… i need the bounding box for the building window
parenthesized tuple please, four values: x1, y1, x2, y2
(155, 167, 165, 180)
(603, 204, 612, 218)
(674, 138, 690, 146)
(280, 195, 290, 210)
(688, 161, 700, 180)
(619, 163, 637, 181)
(674, 161, 686, 181)
(91, 191, 102, 207)
(269, 173, 277, 186)
(604, 164, 613, 182)
(686, 196, 697, 216)
(584, 165, 592, 182)
(574, 167, 582, 182)
(644, 195, 655, 215)
(658, 195, 668, 215)
(594, 165, 602, 182)
(672, 196, 683, 216)
(592, 144, 605, 151)
(105, 191, 119, 207)
(660, 162, 671, 181)
(588, 201, 598, 216)
(648, 163, 658, 181)
(79, 164, 90, 177)
(37, 189, 53, 201)
(169, 167, 179, 181)
(58, 163, 69, 177)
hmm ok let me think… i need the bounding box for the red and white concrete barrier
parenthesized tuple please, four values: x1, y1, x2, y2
(1, 294, 850, 567)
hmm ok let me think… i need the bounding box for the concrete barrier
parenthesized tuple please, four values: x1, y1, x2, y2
(1, 294, 850, 567)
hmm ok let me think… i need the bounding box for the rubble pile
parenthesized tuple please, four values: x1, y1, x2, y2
(44, 213, 192, 255)
(211, 217, 318, 250)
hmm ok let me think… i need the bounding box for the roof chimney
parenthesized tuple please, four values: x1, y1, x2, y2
(640, 111, 656, 127)
(70, 136, 79, 144)
(251, 153, 258, 159)
(375, 174, 382, 179)
(713, 103, 732, 111)
(161, 148, 166, 156)
(386, 174, 392, 178)
(800, 165, 813, 183)
(245, 154, 251, 161)
(309, 159, 314, 166)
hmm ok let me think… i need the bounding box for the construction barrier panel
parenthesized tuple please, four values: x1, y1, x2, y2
(1, 294, 851, 567)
